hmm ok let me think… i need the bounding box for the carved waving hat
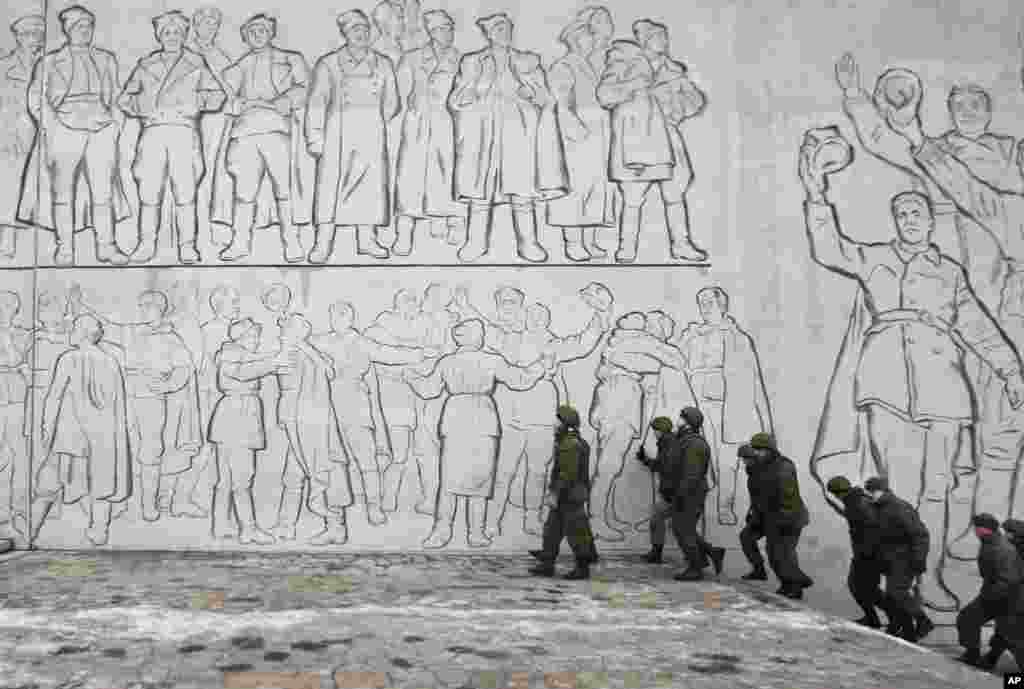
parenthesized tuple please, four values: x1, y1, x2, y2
(579, 282, 613, 311)
(802, 125, 853, 177)
(872, 68, 923, 127)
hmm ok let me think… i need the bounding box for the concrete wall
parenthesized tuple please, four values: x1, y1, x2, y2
(0, 0, 1021, 624)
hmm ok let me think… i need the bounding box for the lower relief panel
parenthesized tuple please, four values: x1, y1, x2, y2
(24, 266, 753, 552)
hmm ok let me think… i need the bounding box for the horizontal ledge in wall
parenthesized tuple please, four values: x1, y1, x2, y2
(27, 263, 713, 270)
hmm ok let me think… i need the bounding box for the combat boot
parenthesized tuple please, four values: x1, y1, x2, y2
(779, 584, 803, 600)
(645, 545, 664, 563)
(563, 561, 590, 580)
(674, 567, 704, 581)
(742, 565, 768, 580)
(981, 647, 1004, 669)
(914, 613, 934, 641)
(853, 613, 881, 628)
(709, 547, 726, 575)
(529, 563, 556, 577)
(957, 648, 982, 667)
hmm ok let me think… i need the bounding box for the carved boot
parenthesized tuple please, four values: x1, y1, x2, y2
(458, 203, 491, 262)
(665, 201, 707, 261)
(220, 202, 255, 261)
(131, 204, 160, 263)
(175, 204, 201, 264)
(93, 203, 130, 265)
(392, 216, 415, 256)
(511, 203, 548, 262)
(356, 225, 389, 259)
(562, 228, 591, 262)
(277, 201, 304, 262)
(615, 206, 642, 263)
(52, 203, 75, 265)
(308, 224, 336, 264)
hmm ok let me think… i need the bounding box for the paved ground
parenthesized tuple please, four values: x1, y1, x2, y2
(0, 549, 1004, 689)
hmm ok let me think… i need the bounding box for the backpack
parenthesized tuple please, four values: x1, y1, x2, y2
(1003, 519, 1024, 561)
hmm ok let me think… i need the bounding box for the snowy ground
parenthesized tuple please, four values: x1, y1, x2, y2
(0, 550, 1000, 688)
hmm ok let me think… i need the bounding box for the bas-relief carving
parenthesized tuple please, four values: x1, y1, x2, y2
(803, 50, 1024, 617)
(0, 3, 713, 267)
(0, 271, 771, 553)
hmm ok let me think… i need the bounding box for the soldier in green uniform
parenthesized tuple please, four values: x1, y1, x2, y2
(529, 405, 596, 580)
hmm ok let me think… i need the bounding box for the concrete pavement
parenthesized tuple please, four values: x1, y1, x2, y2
(0, 549, 1002, 688)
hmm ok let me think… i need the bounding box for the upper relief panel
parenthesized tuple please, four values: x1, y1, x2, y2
(4, 1, 735, 268)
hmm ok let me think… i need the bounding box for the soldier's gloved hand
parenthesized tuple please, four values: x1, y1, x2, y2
(635, 448, 648, 463)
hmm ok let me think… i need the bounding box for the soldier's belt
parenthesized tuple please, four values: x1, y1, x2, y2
(867, 310, 952, 335)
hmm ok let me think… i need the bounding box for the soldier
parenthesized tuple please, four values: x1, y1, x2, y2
(864, 476, 934, 642)
(211, 13, 312, 263)
(0, 15, 44, 259)
(306, 10, 400, 262)
(637, 414, 724, 578)
(17, 5, 132, 266)
(737, 433, 813, 599)
(546, 16, 618, 261)
(529, 405, 596, 580)
(826, 476, 891, 628)
(392, 10, 467, 254)
(119, 10, 225, 264)
(34, 315, 131, 545)
(631, 20, 707, 261)
(208, 318, 289, 544)
(448, 12, 566, 262)
(956, 513, 1023, 667)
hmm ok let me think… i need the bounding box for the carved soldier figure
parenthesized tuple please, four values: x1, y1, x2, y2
(0, 15, 44, 259)
(306, 10, 400, 262)
(17, 5, 132, 266)
(392, 10, 467, 254)
(547, 17, 618, 261)
(210, 14, 313, 263)
(449, 13, 567, 262)
(119, 10, 225, 264)
(31, 315, 131, 545)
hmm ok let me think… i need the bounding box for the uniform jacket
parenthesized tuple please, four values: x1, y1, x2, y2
(17, 45, 132, 232)
(873, 492, 929, 567)
(119, 48, 224, 127)
(448, 46, 567, 201)
(747, 453, 809, 529)
(42, 342, 131, 503)
(647, 432, 683, 501)
(209, 46, 314, 229)
(976, 533, 1024, 603)
(548, 428, 590, 504)
(840, 486, 881, 558)
(674, 316, 774, 443)
(807, 198, 1020, 488)
(676, 429, 710, 502)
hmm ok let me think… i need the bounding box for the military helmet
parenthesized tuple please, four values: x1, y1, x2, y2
(749, 432, 775, 450)
(679, 407, 704, 429)
(556, 405, 580, 428)
(826, 476, 851, 495)
(650, 416, 673, 434)
(863, 476, 889, 493)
